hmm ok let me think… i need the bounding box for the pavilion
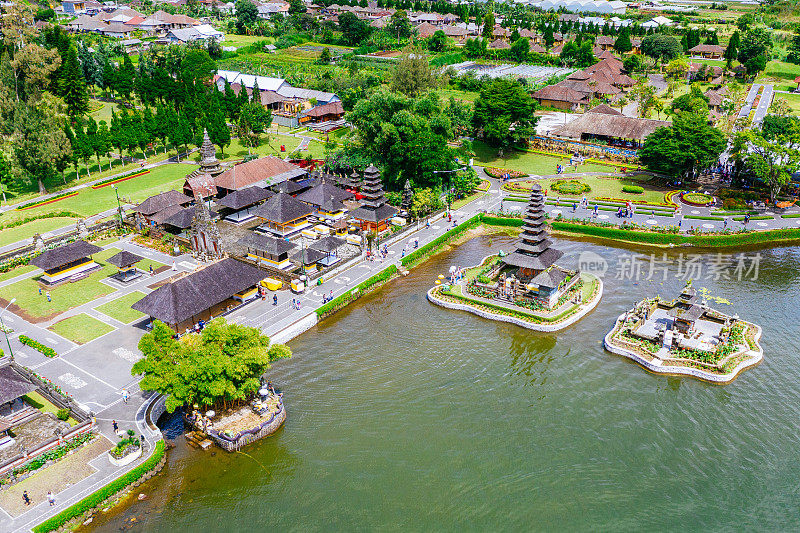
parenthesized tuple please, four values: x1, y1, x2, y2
(549, 105, 669, 146)
(31, 240, 103, 284)
(349, 165, 397, 233)
(237, 232, 297, 270)
(296, 180, 354, 222)
(310, 235, 346, 268)
(132, 190, 193, 229)
(217, 186, 273, 224)
(106, 250, 144, 282)
(252, 192, 314, 239)
(131, 258, 266, 332)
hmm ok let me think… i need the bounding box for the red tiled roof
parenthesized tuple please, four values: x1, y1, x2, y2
(214, 156, 305, 191)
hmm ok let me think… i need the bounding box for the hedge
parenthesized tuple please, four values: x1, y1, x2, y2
(550, 220, 800, 248)
(684, 215, 724, 221)
(401, 214, 481, 268)
(732, 215, 773, 221)
(19, 335, 57, 358)
(781, 213, 800, 218)
(33, 440, 166, 533)
(622, 185, 644, 194)
(315, 264, 398, 318)
(0, 211, 83, 232)
(91, 169, 150, 189)
(481, 215, 524, 227)
(17, 192, 79, 211)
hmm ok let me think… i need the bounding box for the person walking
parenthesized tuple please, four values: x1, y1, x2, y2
(593, 204, 598, 217)
(46, 291, 51, 302)
(23, 491, 30, 506)
(112, 420, 118, 433)
(273, 294, 278, 306)
(723, 217, 729, 230)
(122, 389, 129, 404)
(47, 491, 55, 506)
(149, 264, 154, 276)
(292, 298, 296, 310)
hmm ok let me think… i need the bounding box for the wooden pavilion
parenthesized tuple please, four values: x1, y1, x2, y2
(31, 240, 103, 284)
(237, 232, 297, 270)
(131, 258, 266, 332)
(106, 250, 144, 282)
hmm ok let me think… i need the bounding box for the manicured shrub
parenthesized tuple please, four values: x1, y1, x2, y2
(19, 335, 57, 358)
(622, 185, 644, 194)
(56, 408, 70, 421)
(551, 179, 590, 195)
(315, 265, 398, 318)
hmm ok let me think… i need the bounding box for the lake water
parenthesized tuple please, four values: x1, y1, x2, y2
(86, 234, 800, 532)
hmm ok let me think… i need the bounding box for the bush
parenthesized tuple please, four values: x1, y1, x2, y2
(622, 185, 644, 194)
(551, 179, 591, 195)
(56, 408, 70, 421)
(17, 191, 79, 211)
(33, 440, 165, 533)
(19, 336, 57, 358)
(401, 214, 482, 267)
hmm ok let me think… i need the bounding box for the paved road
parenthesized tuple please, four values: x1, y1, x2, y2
(752, 84, 774, 126)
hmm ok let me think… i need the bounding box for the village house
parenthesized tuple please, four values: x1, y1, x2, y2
(688, 44, 725, 60)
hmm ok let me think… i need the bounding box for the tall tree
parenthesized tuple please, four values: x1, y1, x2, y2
(338, 12, 371, 45)
(472, 78, 538, 151)
(614, 28, 632, 54)
(389, 45, 439, 97)
(115, 54, 136, 101)
(640, 34, 682, 65)
(738, 28, 771, 76)
(132, 318, 291, 414)
(640, 112, 726, 181)
(57, 44, 89, 118)
(731, 128, 800, 204)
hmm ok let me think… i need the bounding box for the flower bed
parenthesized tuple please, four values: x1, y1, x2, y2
(664, 190, 682, 209)
(476, 179, 491, 192)
(91, 169, 150, 189)
(551, 179, 591, 195)
(485, 167, 527, 179)
(17, 192, 79, 211)
(19, 335, 58, 358)
(680, 191, 715, 206)
(595, 196, 676, 209)
(0, 433, 96, 487)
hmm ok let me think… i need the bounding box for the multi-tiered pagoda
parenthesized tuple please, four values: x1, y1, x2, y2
(503, 183, 563, 279)
(349, 165, 397, 232)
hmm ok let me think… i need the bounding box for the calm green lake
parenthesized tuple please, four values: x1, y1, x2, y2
(89, 235, 800, 532)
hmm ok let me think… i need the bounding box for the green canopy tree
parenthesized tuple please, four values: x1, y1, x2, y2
(389, 44, 439, 97)
(724, 30, 740, 68)
(73, 123, 94, 176)
(132, 318, 291, 413)
(639, 112, 726, 181)
(508, 37, 529, 62)
(206, 100, 231, 157)
(58, 44, 89, 118)
(738, 27, 771, 76)
(235, 0, 259, 29)
(339, 12, 371, 45)
(472, 78, 537, 151)
(428, 30, 448, 52)
(115, 54, 136, 101)
(731, 128, 800, 203)
(386, 10, 412, 40)
(640, 34, 682, 65)
(614, 28, 632, 54)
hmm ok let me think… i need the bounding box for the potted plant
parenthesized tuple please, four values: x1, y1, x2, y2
(108, 429, 142, 466)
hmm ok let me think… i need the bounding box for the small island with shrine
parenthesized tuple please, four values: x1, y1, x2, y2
(427, 183, 603, 332)
(604, 283, 764, 383)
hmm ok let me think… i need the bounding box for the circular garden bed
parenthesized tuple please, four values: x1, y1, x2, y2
(551, 179, 591, 195)
(680, 191, 714, 207)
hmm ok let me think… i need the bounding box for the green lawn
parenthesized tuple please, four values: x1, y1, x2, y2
(517, 174, 669, 204)
(0, 218, 77, 248)
(772, 92, 800, 114)
(0, 247, 122, 320)
(50, 313, 115, 344)
(89, 99, 121, 123)
(1, 164, 192, 226)
(3, 149, 180, 208)
(94, 291, 147, 324)
(473, 141, 621, 175)
(437, 88, 480, 103)
(0, 265, 38, 284)
(22, 391, 78, 425)
(193, 135, 303, 163)
(223, 34, 273, 48)
(757, 60, 800, 91)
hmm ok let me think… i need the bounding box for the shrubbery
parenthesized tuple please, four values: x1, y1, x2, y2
(622, 185, 644, 194)
(315, 265, 398, 318)
(19, 335, 57, 358)
(551, 179, 591, 195)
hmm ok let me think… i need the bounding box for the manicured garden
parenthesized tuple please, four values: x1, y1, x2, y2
(503, 175, 669, 205)
(473, 141, 616, 175)
(50, 314, 115, 345)
(0, 247, 122, 321)
(0, 265, 37, 284)
(95, 291, 147, 324)
(0, 217, 77, 248)
(2, 164, 192, 226)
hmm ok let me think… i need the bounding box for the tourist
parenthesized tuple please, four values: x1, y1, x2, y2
(23, 491, 30, 506)
(292, 298, 296, 309)
(329, 290, 333, 301)
(46, 291, 51, 302)
(593, 205, 598, 217)
(273, 294, 278, 306)
(112, 420, 118, 433)
(122, 389, 129, 404)
(426, 220, 430, 229)
(448, 213, 452, 223)
(38, 287, 42, 295)
(723, 217, 729, 230)
(572, 202, 577, 212)
(149, 265, 154, 276)
(47, 491, 55, 506)
(296, 299, 301, 310)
